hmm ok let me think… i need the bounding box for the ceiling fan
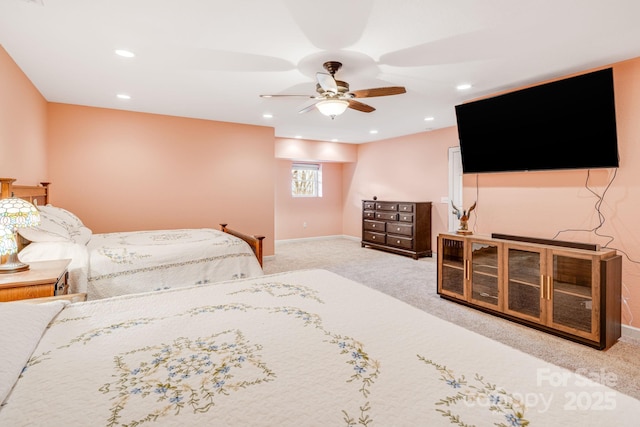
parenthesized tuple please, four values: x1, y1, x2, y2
(260, 61, 406, 119)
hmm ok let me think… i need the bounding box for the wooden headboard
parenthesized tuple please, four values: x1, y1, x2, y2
(0, 178, 50, 206)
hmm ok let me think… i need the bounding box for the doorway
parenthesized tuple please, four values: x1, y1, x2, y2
(448, 147, 463, 232)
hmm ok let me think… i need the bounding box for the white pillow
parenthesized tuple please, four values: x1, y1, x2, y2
(38, 205, 85, 231)
(17, 211, 71, 243)
(0, 301, 67, 405)
(27, 205, 93, 244)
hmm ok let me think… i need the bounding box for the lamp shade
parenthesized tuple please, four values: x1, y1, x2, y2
(316, 99, 349, 118)
(0, 227, 17, 256)
(0, 198, 39, 273)
(0, 197, 40, 230)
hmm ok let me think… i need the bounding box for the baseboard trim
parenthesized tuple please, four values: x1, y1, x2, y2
(275, 235, 359, 244)
(622, 324, 640, 340)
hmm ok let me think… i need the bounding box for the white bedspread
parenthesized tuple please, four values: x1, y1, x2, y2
(85, 228, 263, 300)
(20, 228, 263, 299)
(1, 269, 637, 426)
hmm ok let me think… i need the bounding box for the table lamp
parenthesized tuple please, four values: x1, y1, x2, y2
(0, 197, 40, 273)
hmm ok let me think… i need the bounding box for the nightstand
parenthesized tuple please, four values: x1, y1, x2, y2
(0, 259, 71, 302)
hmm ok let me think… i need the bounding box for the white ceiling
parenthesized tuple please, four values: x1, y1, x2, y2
(2, 0, 640, 143)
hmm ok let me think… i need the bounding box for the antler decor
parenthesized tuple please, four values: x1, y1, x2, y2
(451, 201, 476, 235)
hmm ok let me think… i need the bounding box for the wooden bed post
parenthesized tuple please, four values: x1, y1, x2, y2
(0, 178, 17, 198)
(40, 182, 50, 205)
(220, 223, 265, 267)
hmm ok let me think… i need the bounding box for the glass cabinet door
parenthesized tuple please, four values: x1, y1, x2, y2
(550, 253, 597, 339)
(438, 237, 465, 299)
(504, 246, 544, 322)
(469, 241, 500, 309)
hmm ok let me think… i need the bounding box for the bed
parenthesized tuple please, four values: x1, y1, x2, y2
(1, 178, 264, 300)
(1, 268, 638, 426)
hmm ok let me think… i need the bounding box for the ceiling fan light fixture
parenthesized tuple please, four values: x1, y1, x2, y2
(316, 99, 349, 118)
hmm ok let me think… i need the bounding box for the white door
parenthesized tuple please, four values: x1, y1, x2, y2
(448, 147, 463, 232)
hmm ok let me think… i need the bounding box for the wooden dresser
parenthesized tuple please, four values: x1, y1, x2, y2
(362, 200, 432, 259)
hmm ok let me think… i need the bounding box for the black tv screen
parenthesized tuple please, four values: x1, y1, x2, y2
(455, 68, 619, 173)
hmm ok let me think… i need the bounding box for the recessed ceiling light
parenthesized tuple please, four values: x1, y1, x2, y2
(456, 83, 472, 90)
(424, 116, 434, 121)
(369, 130, 378, 134)
(116, 94, 131, 100)
(115, 49, 135, 58)
(295, 135, 302, 139)
(262, 113, 273, 118)
(331, 138, 339, 142)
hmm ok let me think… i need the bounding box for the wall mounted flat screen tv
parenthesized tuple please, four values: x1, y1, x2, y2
(455, 68, 619, 174)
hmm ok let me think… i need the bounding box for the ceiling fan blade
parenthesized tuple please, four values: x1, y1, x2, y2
(350, 86, 406, 98)
(316, 72, 338, 94)
(348, 99, 375, 113)
(298, 102, 319, 114)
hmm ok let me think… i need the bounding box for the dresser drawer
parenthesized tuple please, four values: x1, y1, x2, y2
(387, 235, 413, 250)
(398, 203, 414, 213)
(363, 210, 376, 219)
(375, 212, 398, 221)
(363, 201, 376, 210)
(0, 284, 54, 302)
(375, 202, 398, 211)
(364, 220, 386, 232)
(399, 213, 413, 222)
(363, 231, 386, 244)
(387, 222, 413, 236)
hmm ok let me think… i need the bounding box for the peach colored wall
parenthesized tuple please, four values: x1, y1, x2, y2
(274, 137, 355, 240)
(275, 137, 357, 162)
(0, 45, 48, 183)
(275, 159, 344, 239)
(460, 59, 640, 328)
(342, 127, 457, 249)
(46, 104, 275, 255)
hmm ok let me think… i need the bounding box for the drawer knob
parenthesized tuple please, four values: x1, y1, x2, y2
(372, 224, 376, 227)
(372, 236, 376, 239)
(397, 240, 401, 244)
(397, 227, 401, 231)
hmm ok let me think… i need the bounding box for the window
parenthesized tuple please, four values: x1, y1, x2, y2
(291, 163, 322, 197)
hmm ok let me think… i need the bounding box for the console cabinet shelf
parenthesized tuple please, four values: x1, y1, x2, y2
(362, 200, 432, 259)
(437, 233, 622, 349)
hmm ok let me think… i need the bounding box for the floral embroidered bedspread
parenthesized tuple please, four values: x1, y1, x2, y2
(85, 228, 263, 299)
(1, 269, 638, 426)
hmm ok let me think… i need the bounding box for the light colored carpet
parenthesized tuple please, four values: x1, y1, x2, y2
(263, 237, 640, 400)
